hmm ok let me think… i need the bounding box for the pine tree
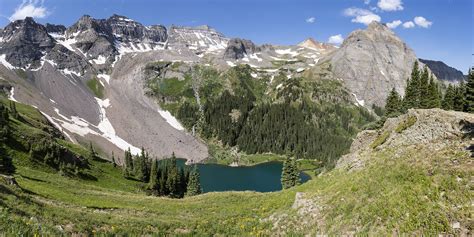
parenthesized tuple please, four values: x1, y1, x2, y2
(384, 88, 402, 117)
(0, 146, 15, 175)
(453, 82, 466, 111)
(403, 62, 421, 110)
(465, 69, 474, 113)
(186, 165, 202, 196)
(281, 157, 299, 189)
(427, 76, 441, 108)
(442, 84, 456, 110)
(149, 160, 159, 191)
(123, 148, 133, 177)
(419, 66, 431, 108)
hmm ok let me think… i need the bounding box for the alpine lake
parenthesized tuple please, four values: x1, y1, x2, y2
(177, 159, 311, 193)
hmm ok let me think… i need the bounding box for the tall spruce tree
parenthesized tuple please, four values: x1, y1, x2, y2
(453, 82, 466, 111)
(466, 69, 474, 113)
(186, 165, 202, 196)
(384, 88, 402, 117)
(442, 84, 456, 110)
(427, 76, 441, 108)
(281, 157, 299, 189)
(123, 148, 134, 177)
(149, 160, 159, 191)
(419, 66, 430, 109)
(403, 62, 421, 110)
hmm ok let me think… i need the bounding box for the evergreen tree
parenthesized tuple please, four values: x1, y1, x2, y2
(442, 84, 456, 110)
(384, 88, 402, 117)
(0, 146, 15, 175)
(133, 147, 150, 182)
(186, 165, 202, 196)
(403, 62, 421, 110)
(281, 158, 299, 189)
(149, 160, 159, 191)
(0, 104, 9, 141)
(427, 76, 441, 108)
(123, 148, 133, 177)
(466, 69, 474, 113)
(453, 82, 466, 111)
(419, 66, 431, 108)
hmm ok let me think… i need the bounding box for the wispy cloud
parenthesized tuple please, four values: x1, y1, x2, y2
(377, 0, 404, 11)
(9, 0, 49, 21)
(387, 20, 402, 29)
(328, 34, 344, 45)
(414, 16, 432, 28)
(306, 17, 316, 23)
(402, 21, 415, 29)
(344, 7, 381, 25)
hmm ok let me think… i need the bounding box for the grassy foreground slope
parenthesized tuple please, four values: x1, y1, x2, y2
(0, 100, 472, 235)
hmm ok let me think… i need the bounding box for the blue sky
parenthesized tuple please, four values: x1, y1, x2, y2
(0, 0, 472, 72)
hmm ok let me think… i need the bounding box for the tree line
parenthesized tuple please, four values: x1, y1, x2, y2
(384, 62, 474, 117)
(122, 148, 201, 198)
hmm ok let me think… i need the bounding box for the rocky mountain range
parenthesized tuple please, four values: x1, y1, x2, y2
(420, 59, 466, 83)
(0, 15, 463, 161)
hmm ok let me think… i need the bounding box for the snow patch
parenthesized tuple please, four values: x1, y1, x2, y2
(226, 61, 236, 67)
(276, 83, 283, 89)
(296, 68, 306, 73)
(61, 68, 82, 77)
(352, 93, 365, 106)
(8, 88, 18, 102)
(158, 110, 185, 131)
(275, 48, 299, 57)
(97, 74, 111, 84)
(251, 73, 258, 78)
(249, 53, 263, 62)
(0, 54, 18, 70)
(92, 55, 107, 64)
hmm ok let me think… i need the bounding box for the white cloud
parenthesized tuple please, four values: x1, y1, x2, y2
(344, 7, 381, 25)
(414, 16, 432, 28)
(328, 34, 344, 45)
(377, 0, 404, 11)
(402, 21, 415, 29)
(387, 20, 402, 29)
(364, 0, 371, 4)
(9, 0, 49, 21)
(306, 17, 316, 23)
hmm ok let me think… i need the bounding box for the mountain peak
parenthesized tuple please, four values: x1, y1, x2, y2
(298, 37, 336, 51)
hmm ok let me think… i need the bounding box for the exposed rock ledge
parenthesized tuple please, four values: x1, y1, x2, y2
(337, 109, 474, 171)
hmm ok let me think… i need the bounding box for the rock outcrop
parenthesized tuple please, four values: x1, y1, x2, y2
(337, 109, 474, 171)
(223, 38, 259, 60)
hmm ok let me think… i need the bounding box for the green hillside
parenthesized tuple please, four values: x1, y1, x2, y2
(0, 99, 471, 235)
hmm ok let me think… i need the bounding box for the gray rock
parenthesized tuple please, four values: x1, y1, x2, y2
(419, 59, 466, 84)
(323, 21, 420, 107)
(223, 38, 259, 60)
(45, 23, 66, 34)
(0, 17, 55, 69)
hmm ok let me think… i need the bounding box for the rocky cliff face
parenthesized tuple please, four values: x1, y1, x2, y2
(223, 38, 260, 60)
(323, 22, 420, 107)
(0, 17, 55, 69)
(419, 59, 466, 84)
